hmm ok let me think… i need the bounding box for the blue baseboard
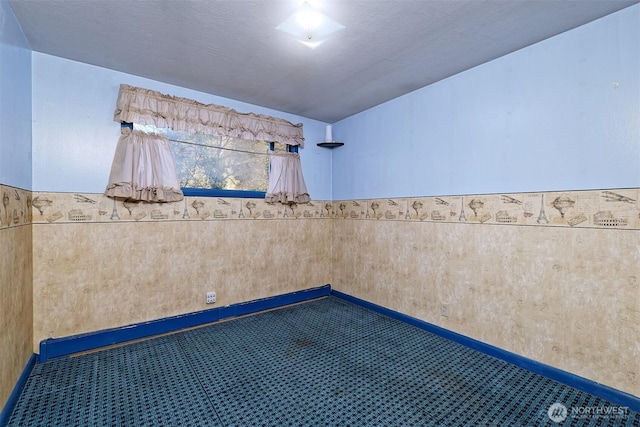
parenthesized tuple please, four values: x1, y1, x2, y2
(0, 354, 36, 427)
(331, 289, 640, 413)
(39, 284, 331, 363)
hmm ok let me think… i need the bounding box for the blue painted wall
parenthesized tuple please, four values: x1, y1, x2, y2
(0, 0, 31, 190)
(31, 54, 333, 200)
(332, 4, 640, 200)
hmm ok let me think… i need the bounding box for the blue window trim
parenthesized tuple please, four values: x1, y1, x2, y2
(182, 188, 266, 198)
(273, 141, 298, 153)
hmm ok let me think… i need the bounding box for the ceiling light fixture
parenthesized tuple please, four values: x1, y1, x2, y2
(276, 2, 345, 49)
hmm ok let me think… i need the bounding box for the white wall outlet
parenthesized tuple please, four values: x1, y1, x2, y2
(206, 291, 216, 304)
(441, 303, 450, 317)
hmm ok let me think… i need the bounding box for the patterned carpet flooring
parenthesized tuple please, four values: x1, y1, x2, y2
(7, 297, 640, 426)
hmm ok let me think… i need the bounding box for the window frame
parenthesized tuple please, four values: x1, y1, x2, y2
(121, 122, 297, 199)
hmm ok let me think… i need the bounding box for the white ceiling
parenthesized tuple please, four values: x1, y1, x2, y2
(8, 0, 638, 123)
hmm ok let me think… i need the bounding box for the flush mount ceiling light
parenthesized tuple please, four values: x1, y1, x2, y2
(276, 2, 345, 49)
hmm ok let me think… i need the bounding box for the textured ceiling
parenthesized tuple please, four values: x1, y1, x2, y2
(8, 0, 638, 123)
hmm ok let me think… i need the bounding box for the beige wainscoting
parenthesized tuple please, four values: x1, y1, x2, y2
(332, 218, 640, 397)
(32, 198, 333, 351)
(0, 185, 33, 410)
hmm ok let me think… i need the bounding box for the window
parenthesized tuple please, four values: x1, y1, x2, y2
(129, 123, 289, 198)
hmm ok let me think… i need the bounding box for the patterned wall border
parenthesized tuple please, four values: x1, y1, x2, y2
(8, 186, 640, 230)
(28, 191, 331, 224)
(331, 188, 640, 230)
(0, 184, 32, 229)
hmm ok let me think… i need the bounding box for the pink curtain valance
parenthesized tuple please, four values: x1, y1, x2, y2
(113, 84, 305, 147)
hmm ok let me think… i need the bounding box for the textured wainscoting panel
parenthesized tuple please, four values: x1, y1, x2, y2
(32, 214, 332, 352)
(0, 185, 33, 410)
(332, 218, 640, 398)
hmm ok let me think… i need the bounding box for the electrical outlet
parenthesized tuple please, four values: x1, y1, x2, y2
(441, 303, 450, 317)
(206, 291, 216, 304)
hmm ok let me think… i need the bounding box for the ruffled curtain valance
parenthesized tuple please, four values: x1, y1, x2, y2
(113, 84, 305, 147)
(265, 152, 310, 205)
(105, 129, 184, 203)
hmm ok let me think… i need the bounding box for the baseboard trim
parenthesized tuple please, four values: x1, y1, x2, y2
(0, 354, 36, 427)
(331, 289, 640, 413)
(38, 284, 331, 363)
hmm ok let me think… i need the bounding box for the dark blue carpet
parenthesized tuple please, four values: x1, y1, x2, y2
(7, 297, 639, 426)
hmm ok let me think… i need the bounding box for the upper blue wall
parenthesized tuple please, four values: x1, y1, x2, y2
(31, 54, 333, 199)
(0, 0, 31, 190)
(332, 4, 640, 200)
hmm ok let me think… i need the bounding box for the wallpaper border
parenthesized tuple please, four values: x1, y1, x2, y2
(332, 188, 640, 230)
(0, 185, 32, 229)
(11, 186, 640, 230)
